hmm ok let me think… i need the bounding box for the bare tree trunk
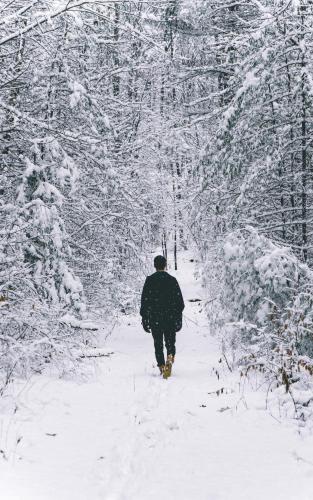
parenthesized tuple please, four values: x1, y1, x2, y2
(113, 3, 120, 98)
(162, 231, 168, 261)
(164, 0, 179, 269)
(300, 6, 308, 261)
(268, 82, 286, 242)
(171, 161, 178, 270)
(284, 47, 296, 226)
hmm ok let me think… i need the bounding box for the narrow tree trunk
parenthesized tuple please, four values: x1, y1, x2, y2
(113, 3, 120, 98)
(171, 161, 178, 270)
(268, 83, 286, 242)
(284, 48, 296, 225)
(300, 7, 307, 261)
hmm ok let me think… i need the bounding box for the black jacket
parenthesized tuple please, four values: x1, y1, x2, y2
(140, 271, 185, 332)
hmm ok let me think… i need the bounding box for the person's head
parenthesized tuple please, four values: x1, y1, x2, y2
(154, 255, 167, 271)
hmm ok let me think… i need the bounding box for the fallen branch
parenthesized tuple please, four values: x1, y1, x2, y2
(80, 351, 114, 359)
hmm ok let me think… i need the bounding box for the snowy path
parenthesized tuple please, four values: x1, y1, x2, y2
(1, 254, 313, 500)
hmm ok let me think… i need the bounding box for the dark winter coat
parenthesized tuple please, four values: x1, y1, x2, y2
(140, 271, 185, 333)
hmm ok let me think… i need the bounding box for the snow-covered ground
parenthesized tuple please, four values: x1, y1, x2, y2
(1, 254, 313, 500)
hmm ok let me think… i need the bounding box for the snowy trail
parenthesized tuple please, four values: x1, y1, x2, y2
(1, 254, 313, 500)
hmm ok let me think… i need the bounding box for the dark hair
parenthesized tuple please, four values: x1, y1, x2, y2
(154, 255, 167, 270)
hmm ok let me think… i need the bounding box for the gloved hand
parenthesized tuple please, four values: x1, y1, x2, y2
(141, 317, 151, 333)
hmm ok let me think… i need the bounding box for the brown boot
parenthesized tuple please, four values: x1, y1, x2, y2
(159, 365, 165, 376)
(163, 355, 174, 379)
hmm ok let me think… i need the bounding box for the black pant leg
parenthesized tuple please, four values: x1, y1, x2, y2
(164, 330, 176, 357)
(151, 329, 165, 366)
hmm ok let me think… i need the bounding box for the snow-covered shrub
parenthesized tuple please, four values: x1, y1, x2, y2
(222, 226, 308, 330)
(0, 240, 90, 395)
(217, 227, 313, 419)
(283, 283, 313, 358)
(0, 300, 87, 388)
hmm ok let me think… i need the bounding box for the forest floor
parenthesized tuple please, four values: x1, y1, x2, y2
(1, 253, 313, 500)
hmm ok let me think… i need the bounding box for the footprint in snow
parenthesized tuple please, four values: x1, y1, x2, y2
(167, 421, 179, 431)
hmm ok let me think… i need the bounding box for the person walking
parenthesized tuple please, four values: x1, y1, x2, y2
(140, 255, 185, 379)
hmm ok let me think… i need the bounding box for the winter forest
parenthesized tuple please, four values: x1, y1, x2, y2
(2, 1, 313, 499)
